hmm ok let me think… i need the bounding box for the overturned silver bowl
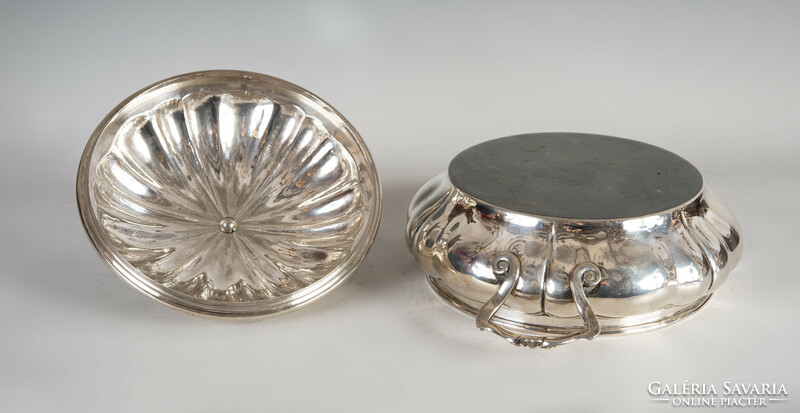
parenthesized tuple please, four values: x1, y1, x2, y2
(77, 70, 381, 317)
(407, 133, 741, 348)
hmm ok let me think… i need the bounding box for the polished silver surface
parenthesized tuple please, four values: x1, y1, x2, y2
(407, 133, 742, 348)
(477, 254, 601, 348)
(77, 70, 381, 317)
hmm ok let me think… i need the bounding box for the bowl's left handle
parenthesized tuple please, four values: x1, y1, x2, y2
(476, 253, 602, 349)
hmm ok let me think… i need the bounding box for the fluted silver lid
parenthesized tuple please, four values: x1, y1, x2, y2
(77, 70, 381, 317)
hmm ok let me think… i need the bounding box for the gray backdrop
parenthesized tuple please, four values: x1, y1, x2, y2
(1, 1, 797, 411)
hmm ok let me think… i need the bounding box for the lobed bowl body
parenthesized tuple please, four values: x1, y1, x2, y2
(407, 134, 742, 337)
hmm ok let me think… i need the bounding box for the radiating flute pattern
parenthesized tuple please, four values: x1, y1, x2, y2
(93, 92, 364, 302)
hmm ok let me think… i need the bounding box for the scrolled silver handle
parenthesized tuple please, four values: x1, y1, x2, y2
(476, 253, 601, 349)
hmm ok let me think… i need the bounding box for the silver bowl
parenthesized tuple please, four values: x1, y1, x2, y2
(407, 133, 742, 348)
(77, 70, 381, 317)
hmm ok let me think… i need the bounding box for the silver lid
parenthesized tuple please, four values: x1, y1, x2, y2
(77, 70, 381, 317)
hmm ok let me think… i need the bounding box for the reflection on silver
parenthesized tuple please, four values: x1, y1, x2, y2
(477, 254, 602, 348)
(407, 134, 742, 348)
(78, 71, 381, 317)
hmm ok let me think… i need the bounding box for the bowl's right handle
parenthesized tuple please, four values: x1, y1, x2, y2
(476, 252, 602, 349)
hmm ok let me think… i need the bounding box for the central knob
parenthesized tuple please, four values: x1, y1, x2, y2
(219, 217, 238, 234)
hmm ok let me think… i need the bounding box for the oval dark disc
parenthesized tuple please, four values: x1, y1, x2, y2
(448, 133, 703, 220)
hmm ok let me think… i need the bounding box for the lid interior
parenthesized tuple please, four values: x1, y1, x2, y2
(78, 71, 381, 316)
